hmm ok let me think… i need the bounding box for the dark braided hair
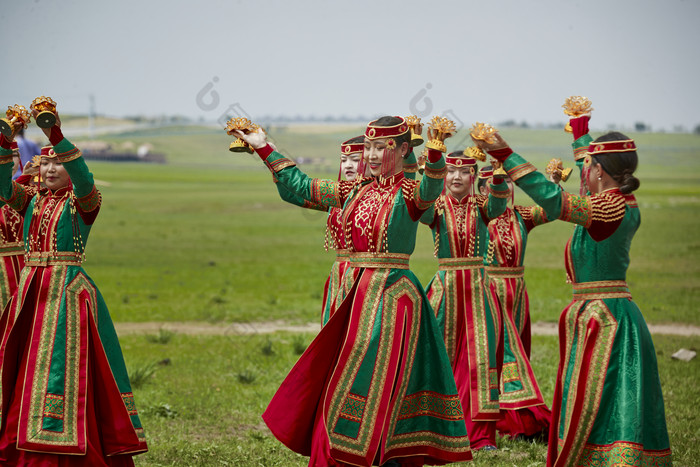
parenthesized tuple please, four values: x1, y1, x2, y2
(591, 131, 640, 194)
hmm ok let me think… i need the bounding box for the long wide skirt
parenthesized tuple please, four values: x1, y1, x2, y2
(264, 266, 472, 466)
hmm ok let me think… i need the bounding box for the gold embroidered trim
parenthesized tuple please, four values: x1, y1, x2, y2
(437, 256, 482, 271)
(55, 147, 82, 163)
(489, 185, 511, 198)
(0, 154, 13, 165)
(345, 252, 410, 269)
(0, 241, 24, 256)
(574, 146, 588, 161)
(572, 280, 631, 300)
(424, 163, 447, 180)
(506, 162, 537, 181)
(25, 252, 82, 267)
(484, 266, 524, 278)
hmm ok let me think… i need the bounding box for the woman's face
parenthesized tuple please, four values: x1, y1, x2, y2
(340, 153, 361, 181)
(40, 157, 70, 191)
(586, 160, 602, 194)
(363, 137, 405, 177)
(446, 166, 474, 199)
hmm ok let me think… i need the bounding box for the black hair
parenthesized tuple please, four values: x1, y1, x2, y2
(477, 165, 492, 191)
(346, 136, 365, 145)
(591, 131, 640, 194)
(370, 116, 411, 148)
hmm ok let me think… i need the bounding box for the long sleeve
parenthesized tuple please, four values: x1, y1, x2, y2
(0, 146, 33, 214)
(259, 147, 353, 209)
(53, 138, 101, 224)
(262, 159, 329, 212)
(403, 149, 418, 180)
(483, 179, 510, 221)
(502, 152, 625, 241)
(404, 149, 445, 221)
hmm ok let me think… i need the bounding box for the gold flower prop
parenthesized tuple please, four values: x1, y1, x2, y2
(546, 158, 572, 182)
(491, 159, 507, 178)
(0, 104, 31, 138)
(428, 116, 456, 140)
(30, 96, 57, 113)
(469, 122, 497, 144)
(464, 146, 486, 162)
(425, 116, 456, 153)
(562, 96, 593, 117)
(30, 96, 58, 128)
(225, 117, 260, 154)
(405, 115, 424, 147)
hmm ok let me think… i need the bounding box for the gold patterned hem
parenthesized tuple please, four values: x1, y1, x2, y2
(572, 280, 631, 300)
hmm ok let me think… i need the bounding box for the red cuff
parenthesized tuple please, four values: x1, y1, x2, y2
(427, 148, 442, 163)
(49, 126, 64, 146)
(0, 135, 10, 150)
(570, 115, 590, 140)
(492, 177, 503, 184)
(255, 144, 274, 160)
(489, 147, 513, 162)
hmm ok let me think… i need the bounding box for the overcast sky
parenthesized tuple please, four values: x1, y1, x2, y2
(2, 0, 698, 130)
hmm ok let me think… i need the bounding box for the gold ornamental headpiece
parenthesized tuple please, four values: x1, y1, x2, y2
(341, 137, 364, 156)
(469, 122, 497, 144)
(364, 116, 409, 140)
(445, 150, 477, 168)
(587, 139, 636, 156)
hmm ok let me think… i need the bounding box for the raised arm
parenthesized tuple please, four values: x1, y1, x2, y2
(403, 148, 418, 180)
(482, 177, 510, 220)
(37, 111, 101, 224)
(263, 160, 328, 212)
(403, 148, 446, 221)
(473, 133, 625, 242)
(0, 131, 34, 213)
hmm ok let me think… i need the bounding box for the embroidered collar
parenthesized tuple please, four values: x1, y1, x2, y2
(39, 185, 73, 197)
(373, 171, 405, 188)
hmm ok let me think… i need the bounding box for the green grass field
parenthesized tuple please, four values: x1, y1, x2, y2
(62, 124, 700, 465)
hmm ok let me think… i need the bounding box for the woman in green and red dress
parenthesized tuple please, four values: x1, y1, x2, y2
(269, 136, 366, 324)
(0, 112, 147, 465)
(0, 143, 26, 314)
(270, 136, 420, 325)
(234, 116, 472, 466)
(421, 151, 509, 450)
(477, 166, 552, 440)
(472, 115, 671, 467)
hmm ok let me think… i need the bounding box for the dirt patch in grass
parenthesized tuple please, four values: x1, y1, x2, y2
(115, 320, 700, 337)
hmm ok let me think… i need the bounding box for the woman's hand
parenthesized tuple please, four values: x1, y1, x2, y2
(31, 108, 61, 140)
(470, 132, 509, 154)
(233, 127, 268, 149)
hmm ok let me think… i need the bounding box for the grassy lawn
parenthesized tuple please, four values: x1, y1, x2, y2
(124, 332, 698, 466)
(57, 124, 700, 465)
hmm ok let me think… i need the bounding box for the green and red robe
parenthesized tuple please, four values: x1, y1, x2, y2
(259, 145, 473, 466)
(484, 204, 552, 438)
(0, 204, 24, 314)
(501, 139, 671, 467)
(268, 150, 419, 326)
(0, 138, 147, 465)
(421, 183, 508, 450)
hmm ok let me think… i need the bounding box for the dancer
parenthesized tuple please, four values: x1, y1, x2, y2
(472, 115, 672, 466)
(421, 150, 509, 450)
(269, 136, 365, 324)
(233, 116, 473, 466)
(478, 165, 552, 440)
(0, 143, 25, 313)
(0, 109, 147, 465)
